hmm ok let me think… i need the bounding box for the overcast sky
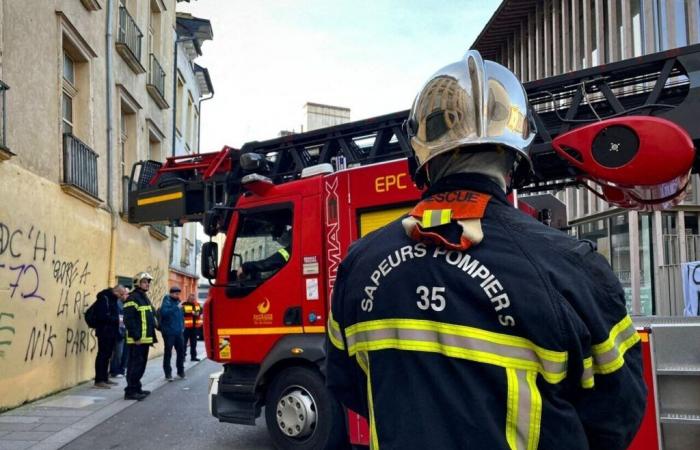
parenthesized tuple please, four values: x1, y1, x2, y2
(178, 0, 501, 151)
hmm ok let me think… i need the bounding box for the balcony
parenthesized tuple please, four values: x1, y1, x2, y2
(62, 133, 101, 205)
(116, 5, 145, 74)
(0, 80, 13, 161)
(149, 223, 168, 241)
(147, 54, 168, 109)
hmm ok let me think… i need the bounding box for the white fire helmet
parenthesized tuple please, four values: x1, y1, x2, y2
(133, 271, 154, 285)
(406, 50, 536, 188)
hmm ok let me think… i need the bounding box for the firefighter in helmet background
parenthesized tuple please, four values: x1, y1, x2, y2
(182, 292, 203, 362)
(123, 271, 158, 401)
(325, 51, 646, 449)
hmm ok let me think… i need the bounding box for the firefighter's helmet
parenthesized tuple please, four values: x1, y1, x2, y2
(133, 271, 154, 285)
(406, 50, 536, 188)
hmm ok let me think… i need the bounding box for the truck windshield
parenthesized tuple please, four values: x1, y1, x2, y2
(230, 208, 293, 283)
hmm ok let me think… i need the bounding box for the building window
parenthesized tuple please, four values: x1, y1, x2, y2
(186, 94, 194, 152)
(631, 0, 644, 56)
(610, 213, 632, 310)
(119, 95, 138, 210)
(175, 75, 184, 135)
(193, 109, 200, 152)
(62, 52, 77, 135)
(639, 213, 653, 315)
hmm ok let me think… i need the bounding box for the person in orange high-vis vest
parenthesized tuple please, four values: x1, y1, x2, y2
(182, 293, 202, 361)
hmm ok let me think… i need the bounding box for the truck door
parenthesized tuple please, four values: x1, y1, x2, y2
(217, 201, 302, 362)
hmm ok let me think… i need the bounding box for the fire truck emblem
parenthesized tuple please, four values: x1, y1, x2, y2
(257, 299, 271, 314)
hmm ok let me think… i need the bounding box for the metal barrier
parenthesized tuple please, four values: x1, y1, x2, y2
(63, 133, 99, 198)
(117, 5, 142, 62)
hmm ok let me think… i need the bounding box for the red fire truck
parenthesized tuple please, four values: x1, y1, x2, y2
(129, 44, 700, 449)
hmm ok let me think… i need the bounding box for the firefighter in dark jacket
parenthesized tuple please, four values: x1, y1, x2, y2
(123, 272, 158, 401)
(182, 293, 203, 362)
(326, 51, 646, 450)
(93, 285, 127, 388)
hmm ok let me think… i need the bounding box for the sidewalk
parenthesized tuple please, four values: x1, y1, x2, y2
(0, 342, 207, 450)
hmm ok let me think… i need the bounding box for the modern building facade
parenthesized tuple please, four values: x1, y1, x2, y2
(0, 0, 187, 409)
(303, 102, 351, 132)
(167, 12, 213, 300)
(472, 0, 700, 316)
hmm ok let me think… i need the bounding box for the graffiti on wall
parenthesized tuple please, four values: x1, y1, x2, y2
(0, 221, 97, 363)
(0, 312, 14, 358)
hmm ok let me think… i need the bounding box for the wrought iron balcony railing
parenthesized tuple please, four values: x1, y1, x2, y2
(63, 133, 99, 199)
(0, 80, 8, 150)
(117, 5, 144, 72)
(147, 53, 168, 108)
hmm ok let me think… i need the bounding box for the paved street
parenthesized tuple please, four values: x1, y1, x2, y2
(63, 359, 274, 450)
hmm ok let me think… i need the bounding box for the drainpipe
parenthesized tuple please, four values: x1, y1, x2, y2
(106, 0, 118, 286)
(196, 92, 214, 153)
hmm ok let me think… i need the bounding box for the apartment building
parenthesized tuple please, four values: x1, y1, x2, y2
(471, 0, 700, 316)
(0, 0, 183, 409)
(167, 12, 213, 299)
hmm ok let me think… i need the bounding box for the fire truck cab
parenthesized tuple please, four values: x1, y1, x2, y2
(204, 157, 421, 449)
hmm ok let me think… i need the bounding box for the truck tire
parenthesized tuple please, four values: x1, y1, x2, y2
(265, 366, 348, 450)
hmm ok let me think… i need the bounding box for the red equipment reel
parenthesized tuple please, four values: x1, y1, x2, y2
(551, 116, 695, 211)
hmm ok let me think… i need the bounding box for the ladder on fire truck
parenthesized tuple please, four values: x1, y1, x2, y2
(128, 43, 700, 234)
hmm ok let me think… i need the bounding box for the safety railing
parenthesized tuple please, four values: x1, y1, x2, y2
(117, 5, 142, 63)
(0, 80, 8, 149)
(147, 53, 168, 107)
(151, 223, 167, 235)
(63, 133, 99, 198)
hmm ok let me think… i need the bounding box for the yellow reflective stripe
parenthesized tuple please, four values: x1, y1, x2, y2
(346, 319, 567, 363)
(140, 309, 147, 339)
(526, 371, 542, 450)
(126, 336, 153, 344)
(278, 248, 290, 261)
(591, 315, 641, 375)
(506, 369, 542, 450)
(137, 306, 152, 311)
(304, 326, 325, 333)
(356, 351, 379, 450)
(218, 327, 304, 335)
(345, 319, 567, 383)
(421, 209, 452, 228)
(327, 313, 345, 350)
(440, 209, 451, 224)
(506, 368, 518, 450)
(581, 357, 594, 389)
(123, 301, 137, 309)
(137, 191, 183, 206)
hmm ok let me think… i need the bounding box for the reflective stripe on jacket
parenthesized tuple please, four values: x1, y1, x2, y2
(325, 174, 646, 450)
(183, 301, 202, 328)
(123, 288, 157, 345)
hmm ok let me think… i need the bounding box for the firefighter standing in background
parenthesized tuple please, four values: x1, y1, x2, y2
(182, 293, 203, 362)
(325, 51, 646, 450)
(123, 272, 158, 401)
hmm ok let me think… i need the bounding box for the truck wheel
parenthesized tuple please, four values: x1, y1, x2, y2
(265, 366, 348, 450)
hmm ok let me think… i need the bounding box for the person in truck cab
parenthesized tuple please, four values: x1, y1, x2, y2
(325, 51, 646, 450)
(236, 225, 291, 280)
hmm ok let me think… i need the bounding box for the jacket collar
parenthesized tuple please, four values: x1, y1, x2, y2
(423, 173, 510, 206)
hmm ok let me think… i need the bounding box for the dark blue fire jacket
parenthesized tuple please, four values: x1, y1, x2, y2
(326, 174, 646, 450)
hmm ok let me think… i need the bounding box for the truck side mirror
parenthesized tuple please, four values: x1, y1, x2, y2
(201, 242, 219, 280)
(203, 211, 221, 237)
(240, 153, 268, 172)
